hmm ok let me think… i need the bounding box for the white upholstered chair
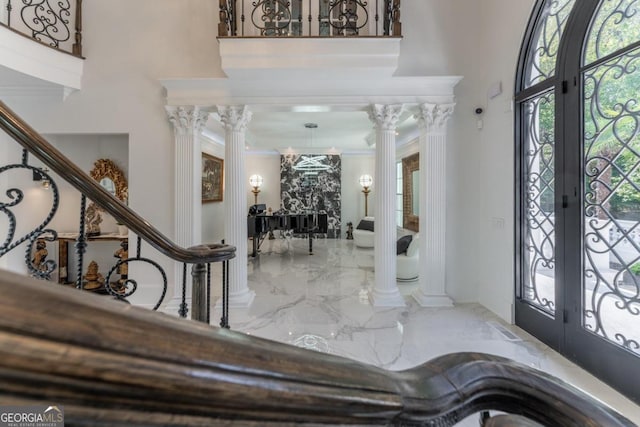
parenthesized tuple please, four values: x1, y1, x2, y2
(397, 234, 419, 281)
(353, 216, 375, 248)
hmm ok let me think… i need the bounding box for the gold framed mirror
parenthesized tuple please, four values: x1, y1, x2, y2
(90, 159, 128, 202)
(402, 153, 419, 232)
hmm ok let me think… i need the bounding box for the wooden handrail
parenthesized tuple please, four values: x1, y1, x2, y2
(0, 270, 632, 426)
(0, 100, 234, 264)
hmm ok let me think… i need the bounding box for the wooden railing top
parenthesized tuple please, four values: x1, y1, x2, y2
(0, 100, 234, 264)
(0, 269, 633, 426)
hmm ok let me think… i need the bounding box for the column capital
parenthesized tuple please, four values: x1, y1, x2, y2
(415, 103, 456, 133)
(217, 105, 252, 132)
(166, 106, 210, 135)
(368, 104, 403, 131)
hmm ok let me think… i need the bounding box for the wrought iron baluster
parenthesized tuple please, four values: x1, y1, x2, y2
(375, 0, 378, 35)
(6, 0, 11, 26)
(179, 262, 188, 318)
(20, 0, 72, 49)
(75, 195, 87, 289)
(206, 262, 211, 324)
(383, 0, 390, 35)
(327, 0, 368, 37)
(241, 0, 245, 36)
(309, 0, 312, 36)
(105, 236, 168, 309)
(220, 239, 229, 328)
(250, 0, 293, 36)
(296, 0, 302, 35)
(220, 258, 228, 328)
(1, 151, 59, 281)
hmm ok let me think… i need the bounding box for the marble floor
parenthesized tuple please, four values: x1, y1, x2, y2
(212, 237, 640, 426)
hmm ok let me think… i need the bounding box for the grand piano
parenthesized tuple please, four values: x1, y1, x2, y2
(248, 205, 328, 257)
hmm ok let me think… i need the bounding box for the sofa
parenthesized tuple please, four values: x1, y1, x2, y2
(353, 217, 375, 248)
(397, 234, 419, 281)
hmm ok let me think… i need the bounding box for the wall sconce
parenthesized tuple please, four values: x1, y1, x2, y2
(33, 167, 51, 189)
(359, 174, 373, 216)
(249, 174, 263, 204)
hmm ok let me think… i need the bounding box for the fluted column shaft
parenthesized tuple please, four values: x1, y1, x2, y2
(368, 104, 405, 307)
(218, 105, 254, 307)
(413, 103, 455, 307)
(166, 106, 209, 312)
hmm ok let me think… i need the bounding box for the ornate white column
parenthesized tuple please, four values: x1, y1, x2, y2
(166, 106, 209, 315)
(166, 106, 209, 246)
(218, 105, 254, 307)
(412, 102, 456, 307)
(368, 104, 405, 307)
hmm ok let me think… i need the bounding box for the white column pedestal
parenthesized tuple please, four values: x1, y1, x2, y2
(412, 291, 453, 307)
(368, 104, 405, 308)
(218, 105, 254, 308)
(412, 103, 455, 308)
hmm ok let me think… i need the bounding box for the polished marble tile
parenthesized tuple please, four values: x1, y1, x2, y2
(212, 237, 640, 425)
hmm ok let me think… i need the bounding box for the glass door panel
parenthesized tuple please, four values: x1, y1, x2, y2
(524, 0, 576, 88)
(583, 46, 640, 356)
(523, 91, 557, 314)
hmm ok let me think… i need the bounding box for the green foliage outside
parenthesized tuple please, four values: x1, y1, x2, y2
(629, 262, 640, 276)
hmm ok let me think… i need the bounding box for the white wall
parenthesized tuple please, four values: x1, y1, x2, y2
(341, 153, 376, 233)
(471, 0, 535, 321)
(438, 0, 535, 318)
(245, 152, 282, 213)
(202, 138, 226, 243)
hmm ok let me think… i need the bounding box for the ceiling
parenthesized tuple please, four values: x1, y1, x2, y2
(205, 109, 420, 153)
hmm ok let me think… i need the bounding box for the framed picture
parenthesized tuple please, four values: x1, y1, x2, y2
(202, 153, 224, 202)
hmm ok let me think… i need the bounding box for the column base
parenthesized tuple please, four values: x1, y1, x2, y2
(217, 289, 256, 308)
(412, 289, 453, 307)
(371, 288, 406, 307)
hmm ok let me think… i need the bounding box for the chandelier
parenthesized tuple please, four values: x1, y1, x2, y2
(292, 123, 332, 175)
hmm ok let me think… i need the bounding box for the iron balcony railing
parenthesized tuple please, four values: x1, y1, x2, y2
(0, 0, 83, 56)
(0, 100, 234, 326)
(218, 0, 401, 37)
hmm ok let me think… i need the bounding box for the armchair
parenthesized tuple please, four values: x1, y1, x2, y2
(353, 216, 375, 248)
(397, 234, 419, 281)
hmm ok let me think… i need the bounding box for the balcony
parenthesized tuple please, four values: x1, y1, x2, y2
(0, 0, 84, 97)
(218, 0, 401, 37)
(217, 0, 402, 79)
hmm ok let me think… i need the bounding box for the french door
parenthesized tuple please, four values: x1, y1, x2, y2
(516, 0, 640, 403)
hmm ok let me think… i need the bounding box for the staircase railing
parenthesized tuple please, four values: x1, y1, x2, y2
(0, 101, 634, 426)
(0, 0, 83, 56)
(0, 268, 633, 426)
(218, 0, 401, 37)
(0, 100, 234, 324)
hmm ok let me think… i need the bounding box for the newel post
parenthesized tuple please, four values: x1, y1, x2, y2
(72, 0, 83, 56)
